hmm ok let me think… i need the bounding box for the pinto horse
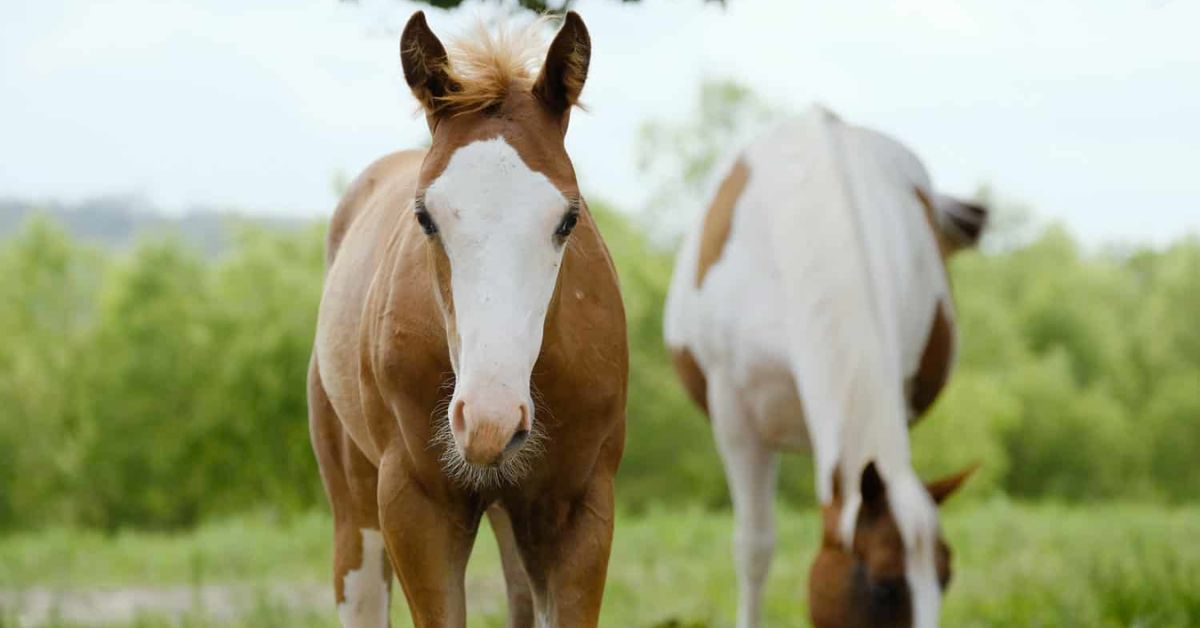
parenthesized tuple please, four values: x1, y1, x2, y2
(308, 12, 626, 627)
(664, 105, 987, 628)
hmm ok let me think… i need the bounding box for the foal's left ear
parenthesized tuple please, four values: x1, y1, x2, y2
(926, 463, 979, 505)
(532, 11, 591, 116)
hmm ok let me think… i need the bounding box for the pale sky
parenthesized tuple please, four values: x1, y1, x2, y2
(2, 0, 1198, 245)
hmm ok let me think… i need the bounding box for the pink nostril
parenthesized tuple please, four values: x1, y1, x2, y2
(451, 399, 466, 434)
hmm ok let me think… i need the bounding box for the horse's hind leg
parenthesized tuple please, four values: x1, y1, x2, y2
(309, 357, 392, 628)
(710, 375, 779, 628)
(486, 504, 534, 628)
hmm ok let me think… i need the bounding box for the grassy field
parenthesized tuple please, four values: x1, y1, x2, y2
(2, 501, 1198, 627)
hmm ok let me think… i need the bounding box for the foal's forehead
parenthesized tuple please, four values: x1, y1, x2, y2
(418, 95, 579, 196)
(423, 137, 569, 218)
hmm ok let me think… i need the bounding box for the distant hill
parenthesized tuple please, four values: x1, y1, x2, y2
(0, 196, 310, 257)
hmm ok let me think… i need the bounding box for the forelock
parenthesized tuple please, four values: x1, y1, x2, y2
(436, 17, 553, 115)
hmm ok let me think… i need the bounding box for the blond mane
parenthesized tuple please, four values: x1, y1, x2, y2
(437, 17, 554, 114)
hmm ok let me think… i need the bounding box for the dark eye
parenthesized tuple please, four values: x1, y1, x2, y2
(555, 211, 578, 239)
(415, 209, 437, 236)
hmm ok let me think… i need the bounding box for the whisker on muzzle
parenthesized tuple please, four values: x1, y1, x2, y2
(429, 399, 547, 490)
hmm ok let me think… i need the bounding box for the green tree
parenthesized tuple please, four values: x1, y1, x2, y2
(0, 217, 101, 528)
(74, 238, 218, 529)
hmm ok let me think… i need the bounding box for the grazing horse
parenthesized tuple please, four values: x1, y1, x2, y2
(308, 12, 626, 627)
(664, 105, 987, 628)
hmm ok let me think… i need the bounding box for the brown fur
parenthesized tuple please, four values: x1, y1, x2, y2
(909, 301, 954, 418)
(670, 347, 709, 414)
(312, 12, 624, 627)
(695, 157, 749, 288)
(808, 464, 972, 628)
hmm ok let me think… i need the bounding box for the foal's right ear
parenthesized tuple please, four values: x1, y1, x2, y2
(400, 11, 458, 118)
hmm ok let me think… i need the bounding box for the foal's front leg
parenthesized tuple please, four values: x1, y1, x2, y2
(378, 449, 475, 628)
(509, 474, 617, 628)
(487, 504, 535, 628)
(309, 359, 392, 628)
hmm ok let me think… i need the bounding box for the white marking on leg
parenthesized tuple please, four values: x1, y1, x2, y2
(338, 528, 389, 628)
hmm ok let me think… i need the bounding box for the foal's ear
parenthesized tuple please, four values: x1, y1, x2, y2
(926, 463, 979, 505)
(400, 11, 458, 117)
(532, 11, 591, 116)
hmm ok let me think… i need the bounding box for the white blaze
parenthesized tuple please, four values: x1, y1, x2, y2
(423, 137, 570, 428)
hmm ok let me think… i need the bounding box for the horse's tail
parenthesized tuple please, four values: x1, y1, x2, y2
(931, 193, 988, 250)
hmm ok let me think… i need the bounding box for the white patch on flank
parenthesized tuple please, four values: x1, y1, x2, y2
(337, 528, 389, 628)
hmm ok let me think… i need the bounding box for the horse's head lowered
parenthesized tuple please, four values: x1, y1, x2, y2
(809, 461, 975, 628)
(399, 12, 590, 488)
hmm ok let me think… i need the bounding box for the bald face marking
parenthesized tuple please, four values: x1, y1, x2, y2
(420, 136, 576, 488)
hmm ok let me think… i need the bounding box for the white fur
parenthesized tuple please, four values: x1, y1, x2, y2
(664, 105, 953, 627)
(423, 137, 569, 484)
(885, 470, 944, 628)
(337, 528, 389, 628)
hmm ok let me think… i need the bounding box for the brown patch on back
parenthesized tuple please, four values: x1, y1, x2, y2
(909, 301, 954, 418)
(670, 347, 709, 415)
(695, 158, 749, 288)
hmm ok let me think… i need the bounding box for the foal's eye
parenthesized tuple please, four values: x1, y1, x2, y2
(554, 211, 579, 239)
(415, 209, 438, 236)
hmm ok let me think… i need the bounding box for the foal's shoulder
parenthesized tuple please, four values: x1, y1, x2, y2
(326, 150, 428, 265)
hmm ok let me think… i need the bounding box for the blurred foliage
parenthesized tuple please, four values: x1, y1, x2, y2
(1, 202, 1198, 530)
(0, 219, 327, 530)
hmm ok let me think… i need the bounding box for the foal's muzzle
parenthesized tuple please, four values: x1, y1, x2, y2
(449, 392, 532, 466)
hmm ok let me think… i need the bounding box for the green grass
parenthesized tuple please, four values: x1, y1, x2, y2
(2, 501, 1198, 627)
